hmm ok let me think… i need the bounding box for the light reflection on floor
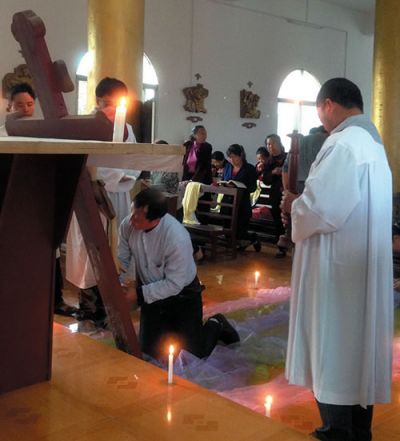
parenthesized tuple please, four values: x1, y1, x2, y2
(56, 244, 400, 439)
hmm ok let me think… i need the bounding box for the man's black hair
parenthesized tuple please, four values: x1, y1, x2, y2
(95, 77, 128, 98)
(256, 146, 269, 157)
(10, 82, 36, 100)
(211, 151, 225, 161)
(316, 78, 364, 112)
(134, 188, 168, 221)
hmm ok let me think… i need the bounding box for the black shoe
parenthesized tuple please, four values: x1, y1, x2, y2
(274, 250, 286, 259)
(211, 313, 240, 345)
(311, 427, 351, 441)
(94, 318, 108, 329)
(253, 240, 261, 252)
(54, 301, 78, 317)
(75, 309, 96, 322)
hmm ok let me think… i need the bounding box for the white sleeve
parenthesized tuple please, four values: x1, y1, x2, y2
(291, 142, 361, 243)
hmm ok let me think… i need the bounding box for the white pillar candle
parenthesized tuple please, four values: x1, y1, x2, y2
(113, 97, 127, 142)
(168, 344, 174, 384)
(254, 271, 260, 289)
(264, 394, 273, 417)
(293, 100, 301, 133)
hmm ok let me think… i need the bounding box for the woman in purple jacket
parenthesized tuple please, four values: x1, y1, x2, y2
(182, 125, 212, 184)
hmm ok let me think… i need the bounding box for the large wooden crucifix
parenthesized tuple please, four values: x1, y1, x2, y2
(0, 10, 182, 393)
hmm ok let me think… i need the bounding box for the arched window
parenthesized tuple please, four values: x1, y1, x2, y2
(277, 69, 321, 149)
(75, 52, 159, 115)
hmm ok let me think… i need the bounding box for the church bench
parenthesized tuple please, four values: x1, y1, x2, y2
(184, 184, 242, 260)
(248, 181, 278, 244)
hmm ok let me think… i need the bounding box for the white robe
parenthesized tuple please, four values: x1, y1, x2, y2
(66, 124, 138, 289)
(285, 123, 393, 407)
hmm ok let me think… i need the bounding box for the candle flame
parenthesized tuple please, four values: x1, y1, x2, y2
(265, 394, 273, 406)
(169, 344, 174, 356)
(255, 271, 260, 278)
(118, 97, 127, 108)
(167, 408, 172, 423)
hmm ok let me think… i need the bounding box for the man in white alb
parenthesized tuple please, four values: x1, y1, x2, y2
(285, 78, 393, 441)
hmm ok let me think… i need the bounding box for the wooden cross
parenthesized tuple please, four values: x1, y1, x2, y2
(7, 10, 141, 358)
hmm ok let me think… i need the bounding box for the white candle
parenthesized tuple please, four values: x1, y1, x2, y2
(254, 271, 260, 289)
(168, 344, 174, 384)
(293, 100, 301, 133)
(264, 394, 273, 417)
(113, 97, 127, 142)
(166, 407, 172, 423)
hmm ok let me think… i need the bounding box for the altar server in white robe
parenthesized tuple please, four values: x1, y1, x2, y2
(285, 78, 393, 441)
(66, 77, 138, 326)
(94, 77, 139, 226)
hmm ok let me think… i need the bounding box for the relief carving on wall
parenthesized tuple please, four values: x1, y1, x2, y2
(2, 64, 33, 100)
(240, 88, 261, 119)
(183, 82, 208, 114)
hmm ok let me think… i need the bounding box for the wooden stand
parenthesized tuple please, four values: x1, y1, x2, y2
(0, 139, 184, 394)
(0, 152, 84, 393)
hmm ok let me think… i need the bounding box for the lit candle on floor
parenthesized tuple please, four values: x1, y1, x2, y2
(168, 344, 174, 384)
(166, 406, 172, 423)
(254, 271, 260, 289)
(113, 97, 127, 142)
(264, 394, 273, 417)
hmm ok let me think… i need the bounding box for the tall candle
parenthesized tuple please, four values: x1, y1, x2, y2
(264, 394, 273, 417)
(254, 271, 260, 289)
(113, 97, 127, 142)
(168, 344, 174, 384)
(293, 100, 301, 133)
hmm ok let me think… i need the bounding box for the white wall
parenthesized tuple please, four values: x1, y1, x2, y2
(144, 0, 374, 157)
(0, 0, 374, 160)
(0, 0, 87, 116)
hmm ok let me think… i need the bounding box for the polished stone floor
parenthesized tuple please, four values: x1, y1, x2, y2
(55, 243, 400, 440)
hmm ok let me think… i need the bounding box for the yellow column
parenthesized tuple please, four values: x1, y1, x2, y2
(372, 0, 400, 192)
(87, 0, 144, 135)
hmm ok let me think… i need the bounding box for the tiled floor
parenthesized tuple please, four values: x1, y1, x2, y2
(56, 243, 400, 440)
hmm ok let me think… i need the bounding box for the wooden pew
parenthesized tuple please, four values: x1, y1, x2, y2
(248, 181, 277, 244)
(184, 184, 242, 260)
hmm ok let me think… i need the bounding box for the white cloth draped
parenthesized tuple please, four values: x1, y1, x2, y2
(66, 124, 138, 289)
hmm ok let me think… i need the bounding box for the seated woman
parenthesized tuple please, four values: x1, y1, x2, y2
(182, 125, 212, 184)
(222, 144, 260, 251)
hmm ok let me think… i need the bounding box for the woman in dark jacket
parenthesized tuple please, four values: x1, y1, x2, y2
(182, 125, 212, 184)
(223, 144, 260, 251)
(262, 134, 287, 257)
